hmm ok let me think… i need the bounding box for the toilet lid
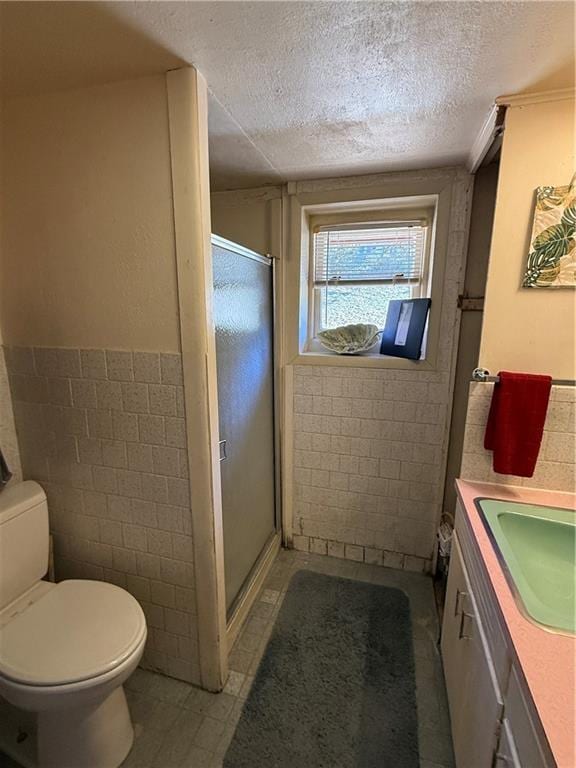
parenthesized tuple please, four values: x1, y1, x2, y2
(0, 580, 147, 686)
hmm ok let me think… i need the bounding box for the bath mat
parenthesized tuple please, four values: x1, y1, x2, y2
(224, 570, 419, 768)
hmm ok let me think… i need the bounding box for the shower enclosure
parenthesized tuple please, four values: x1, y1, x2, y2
(211, 235, 278, 615)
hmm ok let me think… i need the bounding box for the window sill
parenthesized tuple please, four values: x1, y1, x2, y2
(289, 351, 434, 370)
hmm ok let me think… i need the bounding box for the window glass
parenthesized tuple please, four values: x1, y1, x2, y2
(312, 222, 427, 334)
(316, 283, 412, 329)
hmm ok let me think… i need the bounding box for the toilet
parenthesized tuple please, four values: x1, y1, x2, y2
(0, 481, 147, 768)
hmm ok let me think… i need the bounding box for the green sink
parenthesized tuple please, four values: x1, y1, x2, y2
(475, 498, 576, 634)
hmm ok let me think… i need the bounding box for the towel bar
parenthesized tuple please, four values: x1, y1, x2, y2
(472, 367, 576, 387)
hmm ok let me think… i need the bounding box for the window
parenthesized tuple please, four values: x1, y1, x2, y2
(311, 220, 429, 335)
(286, 186, 449, 368)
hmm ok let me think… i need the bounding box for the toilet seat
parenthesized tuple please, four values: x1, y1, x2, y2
(0, 580, 146, 686)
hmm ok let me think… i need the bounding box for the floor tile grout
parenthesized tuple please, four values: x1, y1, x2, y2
(0, 549, 454, 768)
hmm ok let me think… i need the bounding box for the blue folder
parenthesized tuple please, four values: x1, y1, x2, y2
(380, 298, 431, 360)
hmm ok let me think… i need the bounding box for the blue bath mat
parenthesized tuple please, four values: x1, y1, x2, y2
(224, 570, 419, 767)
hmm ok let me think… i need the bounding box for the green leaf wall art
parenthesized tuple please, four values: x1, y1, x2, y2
(522, 182, 576, 288)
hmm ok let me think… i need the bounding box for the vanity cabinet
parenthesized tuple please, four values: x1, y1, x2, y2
(441, 533, 503, 767)
(495, 719, 522, 768)
(442, 501, 554, 768)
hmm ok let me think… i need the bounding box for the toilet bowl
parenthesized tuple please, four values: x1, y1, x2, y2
(0, 481, 147, 768)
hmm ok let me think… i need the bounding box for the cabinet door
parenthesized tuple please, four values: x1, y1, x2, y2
(505, 667, 550, 768)
(441, 533, 504, 767)
(494, 719, 522, 768)
(441, 532, 472, 721)
(459, 604, 504, 767)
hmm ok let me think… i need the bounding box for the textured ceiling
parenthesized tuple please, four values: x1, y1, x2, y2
(1, 1, 574, 190)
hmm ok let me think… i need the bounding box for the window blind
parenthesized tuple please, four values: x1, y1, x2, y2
(314, 223, 426, 283)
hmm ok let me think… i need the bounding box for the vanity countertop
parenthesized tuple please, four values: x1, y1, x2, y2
(455, 479, 576, 768)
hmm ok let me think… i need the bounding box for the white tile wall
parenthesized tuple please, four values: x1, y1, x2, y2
(460, 381, 576, 493)
(291, 367, 453, 571)
(0, 346, 22, 485)
(289, 169, 473, 572)
(5, 345, 199, 684)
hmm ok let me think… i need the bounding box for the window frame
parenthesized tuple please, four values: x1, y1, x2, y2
(306, 207, 434, 350)
(283, 182, 454, 371)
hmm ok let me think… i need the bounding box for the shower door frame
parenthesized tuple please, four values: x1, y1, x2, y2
(211, 234, 282, 649)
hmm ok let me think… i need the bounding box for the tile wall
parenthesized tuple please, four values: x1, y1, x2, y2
(291, 367, 451, 572)
(5, 345, 200, 684)
(0, 346, 22, 485)
(290, 169, 473, 572)
(460, 381, 576, 493)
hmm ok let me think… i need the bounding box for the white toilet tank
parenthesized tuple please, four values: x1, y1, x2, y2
(0, 481, 49, 610)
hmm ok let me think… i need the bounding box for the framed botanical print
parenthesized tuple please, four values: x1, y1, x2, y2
(522, 179, 576, 288)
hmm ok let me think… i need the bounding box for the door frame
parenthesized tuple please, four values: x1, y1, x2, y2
(166, 67, 228, 691)
(167, 69, 283, 691)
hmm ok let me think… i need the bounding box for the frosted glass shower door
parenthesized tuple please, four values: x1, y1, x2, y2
(212, 236, 277, 613)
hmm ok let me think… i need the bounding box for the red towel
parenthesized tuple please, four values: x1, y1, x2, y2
(484, 371, 552, 477)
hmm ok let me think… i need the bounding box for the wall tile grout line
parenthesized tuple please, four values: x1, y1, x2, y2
(289, 171, 472, 569)
(4, 343, 200, 684)
(460, 381, 576, 491)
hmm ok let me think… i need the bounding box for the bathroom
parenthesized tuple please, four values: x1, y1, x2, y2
(0, 2, 574, 767)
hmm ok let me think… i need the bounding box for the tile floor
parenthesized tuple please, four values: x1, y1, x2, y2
(1, 549, 454, 768)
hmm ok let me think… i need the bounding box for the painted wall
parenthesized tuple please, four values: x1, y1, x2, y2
(479, 96, 576, 379)
(1, 75, 180, 353)
(0, 74, 200, 684)
(0, 96, 22, 488)
(210, 186, 282, 258)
